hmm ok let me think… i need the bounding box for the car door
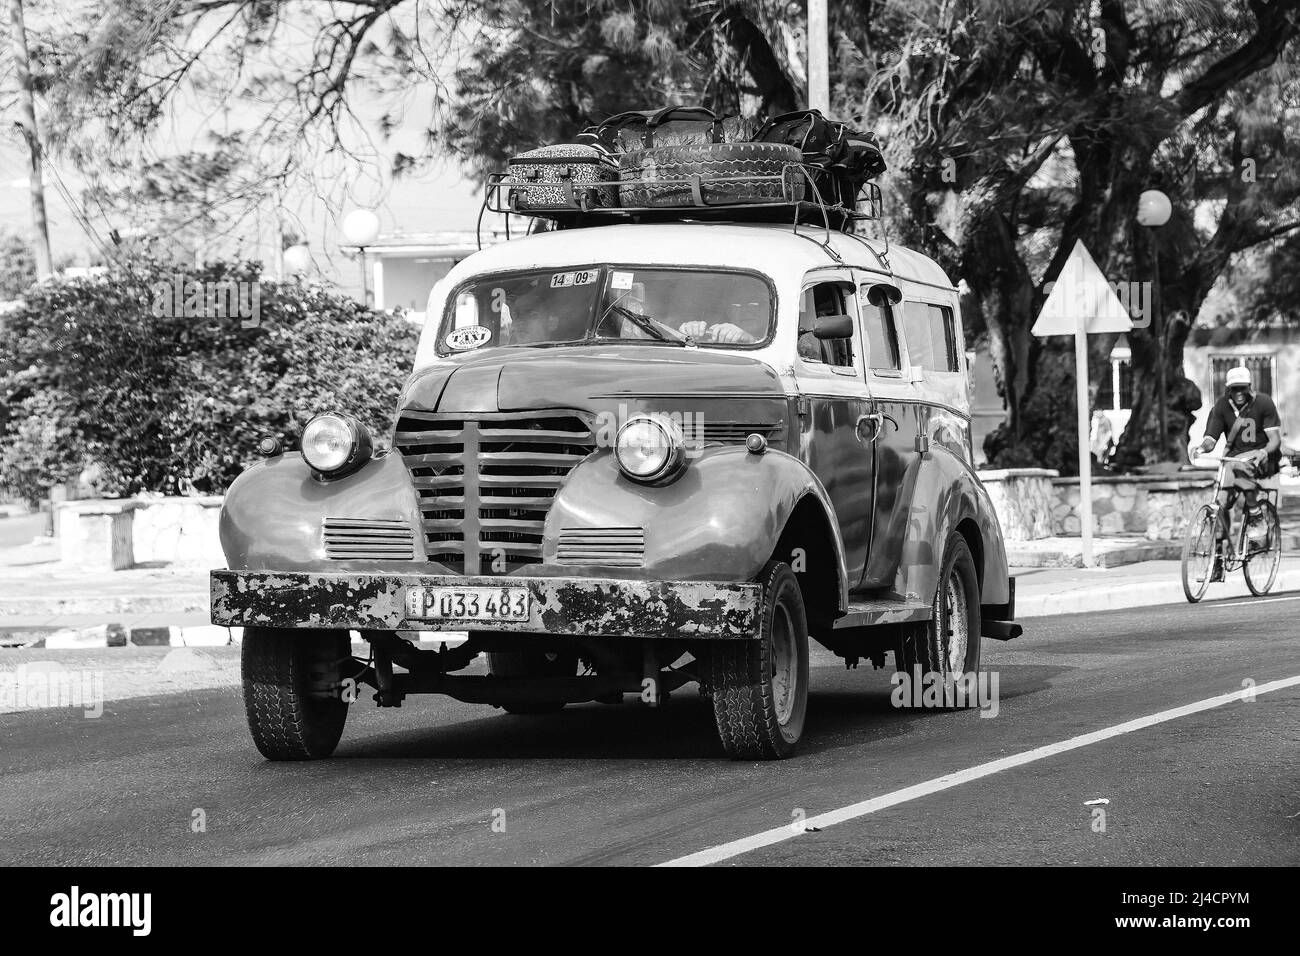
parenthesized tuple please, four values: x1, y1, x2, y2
(792, 274, 877, 585)
(855, 278, 924, 590)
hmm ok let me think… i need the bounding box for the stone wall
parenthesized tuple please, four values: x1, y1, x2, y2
(55, 496, 225, 570)
(976, 469, 1058, 541)
(978, 469, 1220, 542)
(1049, 474, 1216, 540)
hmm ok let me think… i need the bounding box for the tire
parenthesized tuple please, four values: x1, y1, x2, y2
(486, 649, 578, 714)
(706, 561, 809, 760)
(242, 627, 351, 760)
(1181, 504, 1217, 603)
(1244, 502, 1282, 596)
(896, 533, 982, 707)
(618, 142, 805, 208)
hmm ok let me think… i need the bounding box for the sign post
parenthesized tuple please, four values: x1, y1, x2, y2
(1032, 240, 1134, 568)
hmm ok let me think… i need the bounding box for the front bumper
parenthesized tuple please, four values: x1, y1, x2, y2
(210, 570, 761, 640)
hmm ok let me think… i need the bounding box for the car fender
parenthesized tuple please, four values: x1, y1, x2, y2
(893, 447, 1011, 606)
(219, 452, 426, 571)
(544, 446, 849, 611)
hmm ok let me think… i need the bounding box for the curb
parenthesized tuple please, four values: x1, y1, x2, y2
(1016, 568, 1300, 618)
(0, 594, 210, 618)
(4, 623, 240, 650)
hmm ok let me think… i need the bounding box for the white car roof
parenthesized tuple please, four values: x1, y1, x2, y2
(439, 222, 953, 290)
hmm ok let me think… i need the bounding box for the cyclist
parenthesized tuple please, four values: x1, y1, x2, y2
(1188, 366, 1282, 579)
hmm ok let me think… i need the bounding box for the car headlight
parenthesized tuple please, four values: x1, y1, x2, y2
(615, 415, 687, 484)
(301, 413, 372, 477)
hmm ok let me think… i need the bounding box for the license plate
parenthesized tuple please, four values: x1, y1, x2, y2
(404, 587, 531, 622)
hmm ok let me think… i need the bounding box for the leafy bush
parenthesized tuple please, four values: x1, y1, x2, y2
(0, 260, 419, 504)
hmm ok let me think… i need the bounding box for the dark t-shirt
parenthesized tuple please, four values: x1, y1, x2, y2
(1205, 392, 1281, 470)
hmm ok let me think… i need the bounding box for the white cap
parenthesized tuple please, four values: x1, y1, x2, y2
(1225, 366, 1252, 388)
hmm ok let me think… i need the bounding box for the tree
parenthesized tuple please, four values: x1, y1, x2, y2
(844, 0, 1300, 471)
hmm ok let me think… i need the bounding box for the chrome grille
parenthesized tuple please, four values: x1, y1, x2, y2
(556, 527, 646, 567)
(394, 411, 595, 573)
(323, 518, 416, 560)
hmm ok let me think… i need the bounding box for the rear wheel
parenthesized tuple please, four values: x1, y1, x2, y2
(486, 649, 578, 714)
(896, 533, 982, 707)
(1181, 504, 1217, 603)
(1244, 502, 1282, 596)
(706, 561, 809, 760)
(242, 627, 351, 760)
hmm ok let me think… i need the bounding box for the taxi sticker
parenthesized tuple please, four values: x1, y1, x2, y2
(611, 271, 634, 290)
(550, 270, 599, 288)
(444, 325, 492, 351)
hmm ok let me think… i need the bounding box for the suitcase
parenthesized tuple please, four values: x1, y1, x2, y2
(580, 107, 757, 154)
(618, 143, 805, 208)
(503, 144, 619, 211)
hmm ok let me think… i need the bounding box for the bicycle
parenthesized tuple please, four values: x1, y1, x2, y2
(1181, 454, 1282, 603)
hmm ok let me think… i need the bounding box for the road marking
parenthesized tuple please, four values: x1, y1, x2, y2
(658, 674, 1300, 867)
(1200, 594, 1300, 610)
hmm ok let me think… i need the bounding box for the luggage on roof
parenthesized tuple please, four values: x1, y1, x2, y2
(578, 106, 757, 153)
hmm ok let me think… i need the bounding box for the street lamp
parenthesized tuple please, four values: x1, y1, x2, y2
(283, 244, 311, 276)
(1136, 188, 1172, 459)
(341, 209, 381, 306)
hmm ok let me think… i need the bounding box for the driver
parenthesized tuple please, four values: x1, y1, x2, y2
(678, 300, 767, 344)
(1189, 365, 1282, 578)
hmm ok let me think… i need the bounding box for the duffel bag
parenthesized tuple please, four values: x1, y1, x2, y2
(753, 109, 844, 160)
(503, 143, 619, 210)
(618, 142, 805, 208)
(753, 110, 887, 208)
(580, 107, 757, 154)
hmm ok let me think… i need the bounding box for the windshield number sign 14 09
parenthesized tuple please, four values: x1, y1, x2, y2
(550, 270, 598, 288)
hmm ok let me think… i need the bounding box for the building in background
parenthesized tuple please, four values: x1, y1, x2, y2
(366, 230, 503, 323)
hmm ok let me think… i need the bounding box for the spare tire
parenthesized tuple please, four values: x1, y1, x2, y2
(618, 142, 805, 208)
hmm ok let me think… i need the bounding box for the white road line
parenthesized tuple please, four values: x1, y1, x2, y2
(658, 674, 1300, 867)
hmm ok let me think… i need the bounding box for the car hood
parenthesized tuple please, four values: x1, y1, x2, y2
(401, 345, 785, 413)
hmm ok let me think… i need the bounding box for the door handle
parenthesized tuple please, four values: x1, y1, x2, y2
(855, 411, 898, 444)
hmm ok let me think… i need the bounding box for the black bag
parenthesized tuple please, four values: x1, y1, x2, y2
(580, 107, 756, 154)
(503, 143, 619, 210)
(753, 110, 886, 208)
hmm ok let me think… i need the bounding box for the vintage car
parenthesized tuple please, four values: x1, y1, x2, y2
(211, 218, 1020, 761)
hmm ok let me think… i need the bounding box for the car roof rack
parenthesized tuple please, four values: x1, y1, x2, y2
(476, 163, 885, 260)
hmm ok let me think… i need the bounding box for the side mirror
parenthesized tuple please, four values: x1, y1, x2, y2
(799, 314, 855, 340)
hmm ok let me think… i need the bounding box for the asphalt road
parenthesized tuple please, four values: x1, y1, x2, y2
(1, 593, 1297, 866)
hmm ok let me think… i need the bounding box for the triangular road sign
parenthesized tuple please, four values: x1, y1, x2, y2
(1032, 239, 1134, 336)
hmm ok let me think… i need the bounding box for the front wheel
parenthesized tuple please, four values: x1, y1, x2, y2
(1181, 504, 1218, 603)
(895, 532, 982, 706)
(242, 627, 351, 760)
(1244, 502, 1282, 596)
(706, 561, 809, 760)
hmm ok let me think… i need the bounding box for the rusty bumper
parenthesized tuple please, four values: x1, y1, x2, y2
(210, 570, 761, 640)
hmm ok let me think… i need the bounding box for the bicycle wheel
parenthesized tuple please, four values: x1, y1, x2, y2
(1181, 504, 1217, 603)
(1244, 502, 1282, 596)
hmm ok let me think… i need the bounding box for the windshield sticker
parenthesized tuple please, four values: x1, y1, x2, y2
(444, 325, 492, 351)
(550, 270, 599, 288)
(610, 271, 634, 290)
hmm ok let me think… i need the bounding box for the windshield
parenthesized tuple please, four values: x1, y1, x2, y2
(436, 266, 773, 355)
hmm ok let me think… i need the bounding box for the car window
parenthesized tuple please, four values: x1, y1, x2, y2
(437, 267, 774, 354)
(798, 283, 854, 368)
(902, 301, 960, 372)
(859, 286, 901, 373)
